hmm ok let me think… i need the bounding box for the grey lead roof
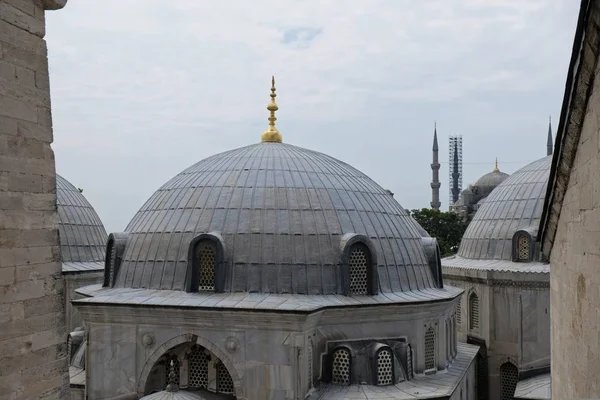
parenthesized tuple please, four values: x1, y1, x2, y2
(457, 155, 552, 260)
(117, 142, 435, 294)
(57, 174, 107, 264)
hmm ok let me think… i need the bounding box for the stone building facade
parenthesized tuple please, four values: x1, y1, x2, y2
(0, 1, 69, 399)
(442, 156, 552, 400)
(539, 0, 600, 397)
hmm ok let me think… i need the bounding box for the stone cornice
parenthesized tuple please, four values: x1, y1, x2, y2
(444, 273, 549, 289)
(43, 0, 67, 10)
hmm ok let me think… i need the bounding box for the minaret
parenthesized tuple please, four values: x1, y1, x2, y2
(261, 76, 283, 143)
(430, 123, 441, 210)
(451, 145, 460, 204)
(547, 116, 553, 156)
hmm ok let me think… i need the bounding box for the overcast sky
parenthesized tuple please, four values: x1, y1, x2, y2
(46, 0, 579, 234)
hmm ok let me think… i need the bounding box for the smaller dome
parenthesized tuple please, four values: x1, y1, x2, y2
(57, 174, 107, 263)
(473, 170, 509, 193)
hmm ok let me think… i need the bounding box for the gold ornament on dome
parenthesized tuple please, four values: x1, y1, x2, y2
(261, 76, 283, 143)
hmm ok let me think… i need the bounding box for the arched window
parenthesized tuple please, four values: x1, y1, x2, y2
(307, 338, 314, 389)
(425, 327, 435, 370)
(456, 297, 462, 325)
(469, 292, 480, 330)
(500, 362, 518, 400)
(216, 361, 234, 394)
(349, 244, 370, 295)
(164, 356, 180, 388)
(517, 234, 530, 261)
(406, 344, 413, 379)
(103, 238, 116, 287)
(188, 347, 208, 389)
(376, 348, 394, 386)
(195, 240, 216, 291)
(331, 348, 351, 385)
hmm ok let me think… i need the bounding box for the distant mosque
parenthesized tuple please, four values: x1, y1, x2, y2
(430, 118, 555, 223)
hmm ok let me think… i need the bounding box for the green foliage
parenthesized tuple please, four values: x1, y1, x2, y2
(409, 208, 468, 257)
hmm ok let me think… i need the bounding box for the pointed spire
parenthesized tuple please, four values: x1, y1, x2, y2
(261, 76, 283, 143)
(547, 115, 553, 156)
(165, 359, 179, 393)
(493, 158, 499, 172)
(432, 122, 439, 151)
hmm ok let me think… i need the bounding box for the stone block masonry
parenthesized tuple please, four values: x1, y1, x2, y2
(0, 1, 69, 399)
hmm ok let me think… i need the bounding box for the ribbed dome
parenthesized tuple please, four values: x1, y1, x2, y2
(116, 142, 435, 293)
(57, 174, 107, 263)
(457, 155, 551, 260)
(472, 170, 509, 196)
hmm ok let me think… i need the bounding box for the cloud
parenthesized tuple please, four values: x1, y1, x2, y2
(45, 0, 578, 232)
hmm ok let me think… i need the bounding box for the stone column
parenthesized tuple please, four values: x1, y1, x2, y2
(0, 1, 69, 399)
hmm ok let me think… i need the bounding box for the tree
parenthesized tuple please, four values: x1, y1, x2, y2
(409, 208, 468, 257)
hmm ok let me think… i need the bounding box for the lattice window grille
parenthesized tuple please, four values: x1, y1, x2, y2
(500, 363, 518, 400)
(188, 349, 208, 389)
(308, 339, 313, 389)
(216, 362, 234, 394)
(376, 349, 393, 386)
(197, 242, 216, 291)
(456, 297, 462, 325)
(406, 345, 413, 379)
(517, 235, 530, 261)
(349, 246, 369, 295)
(470, 293, 480, 330)
(331, 348, 351, 385)
(67, 336, 73, 364)
(164, 356, 181, 388)
(425, 327, 435, 370)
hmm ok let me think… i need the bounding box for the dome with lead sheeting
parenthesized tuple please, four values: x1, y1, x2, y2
(114, 142, 438, 294)
(457, 155, 552, 260)
(57, 174, 107, 263)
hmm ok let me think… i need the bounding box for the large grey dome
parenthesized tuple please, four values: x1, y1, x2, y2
(472, 169, 509, 197)
(457, 155, 551, 260)
(116, 142, 436, 293)
(57, 174, 107, 263)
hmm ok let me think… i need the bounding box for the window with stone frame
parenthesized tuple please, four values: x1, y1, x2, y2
(331, 347, 352, 385)
(406, 344, 413, 379)
(195, 240, 216, 291)
(500, 362, 518, 400)
(516, 234, 530, 261)
(307, 338, 314, 389)
(188, 347, 209, 389)
(348, 243, 371, 295)
(424, 327, 436, 370)
(469, 292, 479, 330)
(216, 361, 234, 394)
(376, 348, 394, 386)
(103, 239, 116, 287)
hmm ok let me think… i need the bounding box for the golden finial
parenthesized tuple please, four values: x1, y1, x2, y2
(493, 158, 499, 172)
(261, 76, 283, 143)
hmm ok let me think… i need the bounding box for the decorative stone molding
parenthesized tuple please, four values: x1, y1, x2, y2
(445, 275, 549, 289)
(43, 0, 68, 10)
(142, 334, 154, 348)
(225, 336, 238, 353)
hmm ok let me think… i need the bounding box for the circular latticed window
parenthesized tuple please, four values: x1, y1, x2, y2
(349, 246, 369, 295)
(517, 235, 529, 261)
(376, 349, 393, 386)
(164, 356, 181, 388)
(331, 348, 351, 385)
(188, 348, 208, 389)
(197, 241, 216, 291)
(500, 362, 518, 400)
(216, 361, 234, 394)
(424, 327, 435, 370)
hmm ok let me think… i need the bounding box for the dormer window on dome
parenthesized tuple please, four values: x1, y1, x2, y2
(103, 233, 127, 288)
(186, 233, 226, 293)
(511, 230, 533, 262)
(340, 234, 378, 296)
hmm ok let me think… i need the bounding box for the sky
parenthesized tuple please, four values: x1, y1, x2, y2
(45, 0, 579, 234)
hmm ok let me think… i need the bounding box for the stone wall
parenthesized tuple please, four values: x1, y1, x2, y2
(0, 0, 68, 399)
(550, 51, 600, 397)
(64, 272, 103, 332)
